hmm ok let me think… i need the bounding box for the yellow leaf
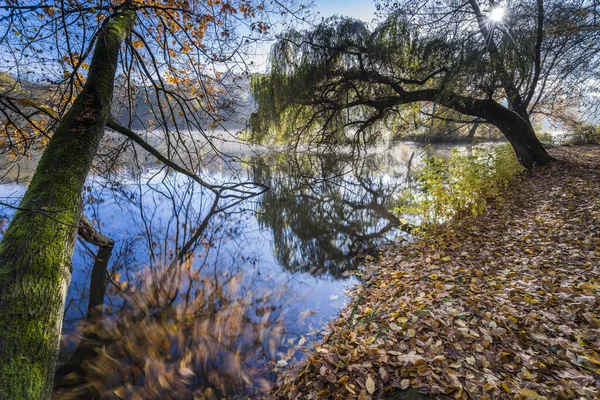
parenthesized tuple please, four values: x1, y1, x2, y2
(366, 375, 375, 395)
(520, 388, 541, 399)
(580, 283, 598, 291)
(113, 386, 127, 399)
(522, 370, 535, 380)
(583, 354, 600, 365)
(345, 384, 356, 395)
(15, 98, 38, 107)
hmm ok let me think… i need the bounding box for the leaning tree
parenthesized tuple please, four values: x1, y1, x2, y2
(0, 0, 308, 398)
(251, 0, 600, 168)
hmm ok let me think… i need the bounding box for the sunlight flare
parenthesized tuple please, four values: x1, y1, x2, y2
(489, 7, 506, 23)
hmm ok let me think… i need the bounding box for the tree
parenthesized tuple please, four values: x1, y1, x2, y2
(0, 0, 307, 397)
(251, 0, 600, 168)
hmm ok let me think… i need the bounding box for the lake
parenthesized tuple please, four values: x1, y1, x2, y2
(0, 140, 465, 398)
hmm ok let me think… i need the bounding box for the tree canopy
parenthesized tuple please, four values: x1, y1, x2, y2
(0, 0, 308, 177)
(251, 0, 600, 167)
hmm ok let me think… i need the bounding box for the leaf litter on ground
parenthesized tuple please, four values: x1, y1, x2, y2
(273, 146, 600, 400)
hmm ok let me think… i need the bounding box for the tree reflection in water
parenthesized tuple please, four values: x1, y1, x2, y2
(56, 265, 290, 399)
(252, 149, 415, 278)
(55, 165, 281, 399)
(47, 144, 426, 398)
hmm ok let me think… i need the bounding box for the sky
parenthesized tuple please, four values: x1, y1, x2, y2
(0, 0, 379, 77)
(314, 0, 377, 23)
(249, 0, 378, 71)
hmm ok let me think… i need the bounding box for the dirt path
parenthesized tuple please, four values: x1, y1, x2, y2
(274, 146, 600, 400)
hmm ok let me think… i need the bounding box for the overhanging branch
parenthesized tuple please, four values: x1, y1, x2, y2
(106, 118, 219, 194)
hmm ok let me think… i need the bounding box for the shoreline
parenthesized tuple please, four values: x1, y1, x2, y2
(273, 145, 600, 399)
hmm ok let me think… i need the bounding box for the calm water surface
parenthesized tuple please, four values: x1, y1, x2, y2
(0, 141, 463, 396)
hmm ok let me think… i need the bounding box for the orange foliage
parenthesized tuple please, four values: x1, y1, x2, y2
(2, 0, 295, 160)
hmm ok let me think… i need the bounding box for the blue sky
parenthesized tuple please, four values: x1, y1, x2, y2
(0, 1, 379, 75)
(249, 0, 377, 71)
(315, 0, 376, 22)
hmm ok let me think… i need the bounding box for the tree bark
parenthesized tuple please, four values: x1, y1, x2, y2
(0, 10, 134, 400)
(467, 122, 478, 139)
(436, 94, 553, 168)
(76, 216, 114, 323)
(479, 101, 554, 169)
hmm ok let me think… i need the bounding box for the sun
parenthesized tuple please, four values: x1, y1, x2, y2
(489, 7, 506, 23)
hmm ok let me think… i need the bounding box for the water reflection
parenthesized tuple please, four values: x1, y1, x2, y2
(252, 149, 415, 278)
(0, 141, 465, 397)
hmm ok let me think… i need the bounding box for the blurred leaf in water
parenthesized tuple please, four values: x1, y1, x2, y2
(54, 264, 290, 399)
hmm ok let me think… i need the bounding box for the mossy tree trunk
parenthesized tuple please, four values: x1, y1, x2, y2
(0, 10, 135, 400)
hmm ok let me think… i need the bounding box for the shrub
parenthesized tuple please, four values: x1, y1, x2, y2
(395, 144, 524, 229)
(564, 122, 600, 145)
(536, 130, 555, 145)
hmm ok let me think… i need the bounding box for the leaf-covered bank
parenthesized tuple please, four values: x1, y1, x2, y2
(274, 146, 600, 399)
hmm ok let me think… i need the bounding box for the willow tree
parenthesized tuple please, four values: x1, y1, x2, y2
(252, 0, 600, 168)
(0, 0, 306, 398)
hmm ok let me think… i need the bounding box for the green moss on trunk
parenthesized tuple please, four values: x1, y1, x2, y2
(0, 10, 135, 400)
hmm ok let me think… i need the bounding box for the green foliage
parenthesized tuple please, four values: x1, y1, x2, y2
(536, 130, 555, 146)
(249, 15, 453, 145)
(249, 2, 585, 147)
(564, 122, 600, 145)
(396, 145, 524, 229)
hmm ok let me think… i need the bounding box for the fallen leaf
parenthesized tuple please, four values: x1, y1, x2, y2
(366, 376, 375, 394)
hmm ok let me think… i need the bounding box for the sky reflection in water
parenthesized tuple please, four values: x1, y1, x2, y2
(0, 142, 460, 396)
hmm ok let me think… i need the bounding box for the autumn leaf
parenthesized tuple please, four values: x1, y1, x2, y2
(365, 375, 375, 394)
(520, 387, 543, 399)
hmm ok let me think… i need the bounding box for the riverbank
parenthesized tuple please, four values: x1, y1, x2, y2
(274, 145, 600, 399)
